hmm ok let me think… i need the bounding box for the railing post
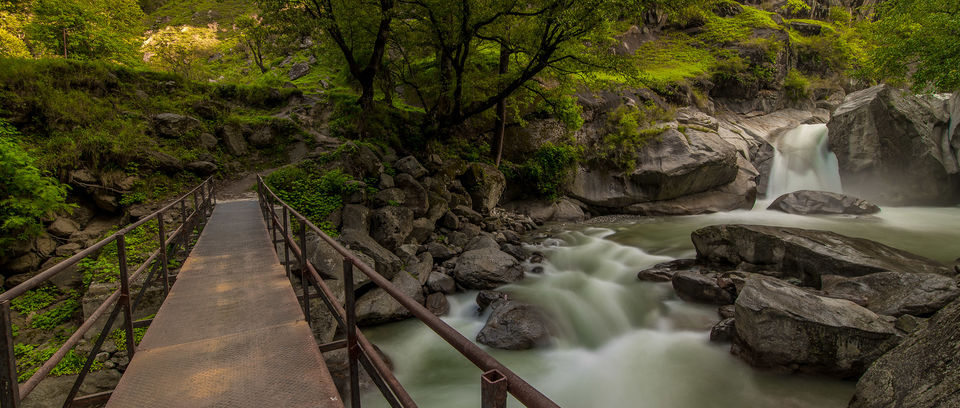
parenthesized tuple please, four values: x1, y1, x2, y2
(282, 207, 291, 280)
(157, 212, 170, 297)
(117, 235, 137, 359)
(343, 262, 361, 408)
(299, 218, 311, 324)
(0, 301, 20, 408)
(481, 370, 507, 408)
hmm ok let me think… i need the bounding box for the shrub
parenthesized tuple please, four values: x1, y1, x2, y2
(0, 120, 73, 257)
(265, 165, 360, 235)
(510, 143, 581, 200)
(784, 69, 812, 100)
(598, 103, 671, 170)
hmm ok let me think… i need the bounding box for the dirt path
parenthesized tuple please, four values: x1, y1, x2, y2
(216, 169, 277, 201)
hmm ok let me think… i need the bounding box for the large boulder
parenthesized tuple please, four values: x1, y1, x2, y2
(767, 190, 880, 215)
(671, 270, 735, 305)
(827, 85, 959, 205)
(622, 155, 758, 215)
(476, 300, 552, 350)
(452, 247, 523, 290)
(339, 230, 401, 280)
(355, 272, 424, 325)
(849, 296, 960, 408)
(394, 156, 428, 179)
(569, 127, 740, 209)
(47, 217, 80, 237)
(218, 123, 248, 156)
(692, 224, 953, 287)
(460, 163, 506, 214)
(502, 198, 585, 223)
(151, 113, 201, 138)
(820, 272, 960, 317)
(394, 174, 429, 217)
(733, 277, 901, 378)
(369, 206, 414, 252)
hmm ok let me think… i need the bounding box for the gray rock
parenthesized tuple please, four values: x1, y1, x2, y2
(35, 234, 57, 257)
(621, 155, 758, 215)
(767, 190, 880, 215)
(48, 217, 79, 237)
(710, 318, 736, 342)
(341, 204, 370, 234)
(464, 235, 498, 252)
(452, 205, 482, 224)
(733, 277, 901, 378)
(672, 270, 735, 305)
(143, 150, 183, 173)
(378, 173, 394, 189)
(394, 174, 429, 217)
(339, 230, 402, 280)
(499, 243, 525, 262)
(288, 62, 311, 81)
(460, 163, 506, 214)
(476, 300, 552, 350)
(637, 259, 699, 282)
(850, 296, 960, 408)
(185, 161, 218, 176)
(692, 224, 953, 287)
(394, 156, 428, 179)
(373, 188, 405, 208)
(7, 253, 40, 275)
(425, 292, 449, 316)
(248, 126, 274, 147)
(439, 211, 460, 230)
(426, 272, 456, 294)
(370, 206, 413, 252)
(568, 127, 739, 208)
(424, 242, 456, 261)
(408, 218, 435, 244)
(476, 290, 509, 312)
(219, 123, 248, 156)
(453, 247, 523, 290)
(820, 272, 960, 317)
(55, 242, 82, 257)
(827, 85, 959, 205)
(502, 198, 586, 223)
(199, 132, 218, 149)
(151, 113, 201, 138)
(355, 272, 424, 325)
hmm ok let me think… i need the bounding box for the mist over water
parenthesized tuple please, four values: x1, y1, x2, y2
(360, 125, 960, 407)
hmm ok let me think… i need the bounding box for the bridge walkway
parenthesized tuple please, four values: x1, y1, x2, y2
(105, 199, 343, 408)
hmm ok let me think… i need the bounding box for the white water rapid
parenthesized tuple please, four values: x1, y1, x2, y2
(766, 124, 842, 198)
(359, 125, 960, 408)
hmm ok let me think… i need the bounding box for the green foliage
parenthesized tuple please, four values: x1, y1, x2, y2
(14, 342, 102, 381)
(780, 0, 811, 15)
(509, 142, 581, 200)
(26, 0, 144, 62)
(265, 166, 360, 236)
(783, 69, 811, 100)
(0, 120, 73, 256)
(599, 103, 671, 170)
(110, 327, 147, 351)
(699, 4, 780, 44)
(144, 25, 220, 79)
(77, 220, 159, 287)
(866, 0, 960, 91)
(30, 298, 79, 330)
(634, 34, 717, 87)
(0, 11, 30, 58)
(11, 286, 59, 313)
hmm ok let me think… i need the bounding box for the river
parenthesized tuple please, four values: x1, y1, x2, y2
(361, 124, 960, 408)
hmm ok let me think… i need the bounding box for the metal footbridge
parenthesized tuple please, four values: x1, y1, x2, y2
(0, 177, 559, 408)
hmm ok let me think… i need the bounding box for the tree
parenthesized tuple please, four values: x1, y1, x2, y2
(144, 26, 219, 79)
(867, 0, 960, 91)
(0, 120, 72, 258)
(236, 14, 271, 74)
(26, 0, 144, 62)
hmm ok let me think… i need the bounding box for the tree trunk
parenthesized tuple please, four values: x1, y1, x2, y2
(358, 79, 376, 137)
(492, 45, 509, 166)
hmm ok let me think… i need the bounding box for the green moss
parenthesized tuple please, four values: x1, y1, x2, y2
(11, 286, 59, 313)
(784, 69, 812, 100)
(599, 103, 671, 170)
(699, 4, 780, 45)
(635, 34, 716, 87)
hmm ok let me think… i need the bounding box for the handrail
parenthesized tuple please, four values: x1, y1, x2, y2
(0, 177, 216, 408)
(256, 175, 560, 408)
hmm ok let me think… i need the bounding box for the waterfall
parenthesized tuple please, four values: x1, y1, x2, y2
(765, 124, 843, 198)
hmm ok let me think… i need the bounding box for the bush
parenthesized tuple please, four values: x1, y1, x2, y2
(265, 165, 360, 236)
(510, 143, 581, 200)
(784, 69, 812, 100)
(599, 103, 671, 170)
(0, 120, 72, 257)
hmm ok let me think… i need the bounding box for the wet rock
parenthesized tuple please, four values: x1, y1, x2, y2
(692, 224, 953, 287)
(710, 318, 736, 342)
(733, 277, 901, 378)
(499, 244, 526, 262)
(426, 272, 456, 295)
(621, 155, 758, 215)
(502, 198, 586, 223)
(464, 235, 498, 252)
(453, 247, 524, 290)
(672, 270, 735, 305)
(767, 190, 880, 215)
(476, 300, 552, 350)
(718, 304, 736, 319)
(637, 259, 698, 282)
(425, 292, 450, 316)
(820, 272, 960, 317)
(356, 272, 424, 325)
(476, 290, 510, 312)
(850, 296, 960, 408)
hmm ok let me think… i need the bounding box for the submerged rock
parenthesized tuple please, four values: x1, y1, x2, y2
(733, 277, 901, 378)
(850, 296, 960, 408)
(767, 190, 880, 215)
(476, 300, 552, 350)
(692, 224, 953, 287)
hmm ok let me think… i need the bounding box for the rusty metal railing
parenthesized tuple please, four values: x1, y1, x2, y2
(0, 177, 216, 408)
(256, 175, 559, 408)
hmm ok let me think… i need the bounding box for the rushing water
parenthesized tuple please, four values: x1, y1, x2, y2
(360, 124, 960, 408)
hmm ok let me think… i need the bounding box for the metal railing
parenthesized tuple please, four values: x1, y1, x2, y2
(0, 177, 216, 408)
(256, 175, 559, 408)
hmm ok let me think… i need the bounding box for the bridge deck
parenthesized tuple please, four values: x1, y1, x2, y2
(106, 200, 343, 408)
